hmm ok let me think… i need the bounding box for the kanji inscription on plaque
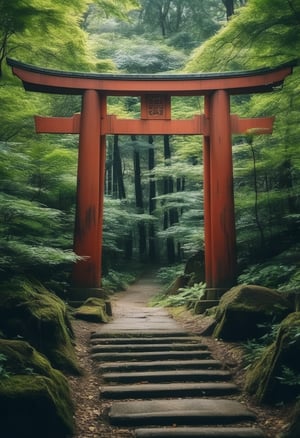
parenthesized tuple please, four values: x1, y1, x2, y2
(141, 94, 171, 119)
(148, 95, 164, 116)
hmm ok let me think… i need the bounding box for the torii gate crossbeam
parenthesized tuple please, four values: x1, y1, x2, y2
(7, 58, 295, 293)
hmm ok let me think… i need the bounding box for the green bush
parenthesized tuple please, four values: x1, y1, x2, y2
(156, 264, 184, 286)
(238, 263, 296, 289)
(152, 282, 206, 309)
(101, 269, 136, 292)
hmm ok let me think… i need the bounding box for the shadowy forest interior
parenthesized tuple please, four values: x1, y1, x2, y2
(0, 0, 300, 437)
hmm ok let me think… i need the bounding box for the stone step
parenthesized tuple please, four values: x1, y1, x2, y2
(101, 382, 238, 399)
(92, 349, 212, 362)
(134, 427, 265, 437)
(108, 398, 255, 427)
(98, 359, 223, 372)
(91, 330, 189, 339)
(90, 342, 209, 353)
(102, 369, 232, 384)
(99, 323, 182, 331)
(90, 336, 202, 345)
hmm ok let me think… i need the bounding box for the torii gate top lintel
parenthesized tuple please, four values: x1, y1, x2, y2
(6, 57, 296, 96)
(6, 57, 295, 291)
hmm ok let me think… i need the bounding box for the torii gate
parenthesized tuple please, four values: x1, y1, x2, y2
(7, 58, 294, 292)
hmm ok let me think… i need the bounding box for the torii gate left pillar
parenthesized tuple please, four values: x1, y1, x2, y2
(72, 90, 105, 287)
(7, 58, 294, 292)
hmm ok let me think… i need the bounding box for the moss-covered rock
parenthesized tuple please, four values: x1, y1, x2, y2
(0, 278, 80, 374)
(245, 312, 300, 403)
(74, 297, 110, 322)
(212, 284, 291, 341)
(0, 339, 75, 438)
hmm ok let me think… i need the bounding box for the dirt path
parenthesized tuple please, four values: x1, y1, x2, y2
(68, 275, 290, 438)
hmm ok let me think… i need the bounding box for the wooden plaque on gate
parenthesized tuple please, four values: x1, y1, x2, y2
(141, 94, 171, 120)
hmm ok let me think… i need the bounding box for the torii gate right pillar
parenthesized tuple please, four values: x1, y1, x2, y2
(204, 90, 237, 291)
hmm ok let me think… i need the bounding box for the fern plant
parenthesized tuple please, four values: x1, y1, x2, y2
(152, 282, 206, 309)
(276, 366, 300, 387)
(0, 353, 10, 379)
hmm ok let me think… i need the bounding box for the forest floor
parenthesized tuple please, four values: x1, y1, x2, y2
(68, 282, 293, 438)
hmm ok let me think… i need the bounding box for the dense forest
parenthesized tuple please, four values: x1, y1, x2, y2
(0, 0, 299, 294)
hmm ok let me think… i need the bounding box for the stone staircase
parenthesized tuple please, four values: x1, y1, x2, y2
(90, 330, 265, 438)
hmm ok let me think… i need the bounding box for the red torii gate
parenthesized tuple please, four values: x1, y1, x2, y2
(7, 58, 294, 292)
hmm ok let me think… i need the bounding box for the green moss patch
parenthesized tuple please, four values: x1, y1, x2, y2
(74, 297, 110, 322)
(245, 312, 300, 403)
(0, 339, 74, 438)
(212, 284, 291, 341)
(0, 278, 80, 374)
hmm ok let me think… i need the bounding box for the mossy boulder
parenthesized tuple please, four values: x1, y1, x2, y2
(245, 312, 300, 403)
(0, 278, 80, 374)
(0, 339, 75, 438)
(213, 284, 291, 341)
(74, 297, 110, 322)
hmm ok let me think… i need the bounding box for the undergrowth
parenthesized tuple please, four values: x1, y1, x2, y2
(242, 322, 279, 369)
(0, 353, 10, 378)
(151, 282, 206, 310)
(156, 264, 184, 287)
(101, 269, 136, 292)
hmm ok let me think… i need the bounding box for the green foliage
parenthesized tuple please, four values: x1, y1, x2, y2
(0, 353, 10, 379)
(0, 0, 95, 73)
(242, 322, 279, 369)
(101, 269, 136, 292)
(110, 38, 185, 73)
(86, 0, 139, 26)
(277, 366, 300, 387)
(238, 263, 297, 289)
(185, 0, 300, 72)
(184, 0, 300, 289)
(0, 189, 79, 281)
(1, 0, 299, 291)
(0, 352, 37, 378)
(156, 264, 185, 286)
(152, 282, 206, 308)
(137, 0, 224, 43)
(242, 339, 268, 370)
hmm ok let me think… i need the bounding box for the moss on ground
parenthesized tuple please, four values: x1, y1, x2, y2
(0, 277, 80, 374)
(74, 297, 110, 322)
(212, 284, 291, 341)
(245, 312, 300, 403)
(0, 339, 74, 438)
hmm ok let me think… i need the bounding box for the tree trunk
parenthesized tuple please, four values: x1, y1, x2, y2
(106, 136, 113, 195)
(249, 139, 265, 249)
(222, 0, 234, 20)
(113, 134, 126, 199)
(157, 0, 171, 37)
(132, 135, 147, 259)
(124, 231, 133, 260)
(163, 135, 176, 263)
(148, 135, 157, 260)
